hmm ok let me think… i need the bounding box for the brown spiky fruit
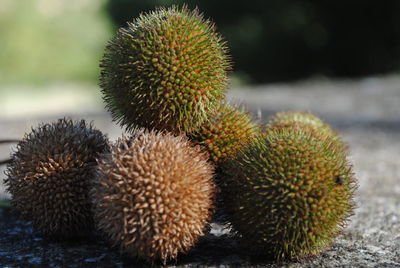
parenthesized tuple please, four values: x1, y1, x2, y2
(100, 6, 230, 134)
(189, 103, 259, 163)
(4, 119, 109, 237)
(220, 126, 356, 260)
(91, 130, 215, 263)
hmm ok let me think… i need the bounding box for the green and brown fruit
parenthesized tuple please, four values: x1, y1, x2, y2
(189, 103, 259, 163)
(267, 111, 340, 140)
(220, 126, 356, 260)
(100, 6, 230, 134)
(5, 119, 109, 237)
(91, 130, 215, 263)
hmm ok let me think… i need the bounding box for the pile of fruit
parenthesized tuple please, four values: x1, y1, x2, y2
(4, 6, 356, 264)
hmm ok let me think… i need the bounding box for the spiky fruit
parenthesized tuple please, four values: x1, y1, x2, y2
(189, 103, 259, 163)
(4, 119, 109, 237)
(268, 111, 339, 140)
(100, 6, 230, 134)
(220, 126, 356, 260)
(91, 130, 215, 263)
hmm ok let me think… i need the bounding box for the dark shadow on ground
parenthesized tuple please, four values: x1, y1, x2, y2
(0, 209, 287, 267)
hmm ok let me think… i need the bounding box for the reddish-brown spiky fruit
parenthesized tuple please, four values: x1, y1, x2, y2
(4, 119, 109, 237)
(189, 103, 259, 163)
(91, 130, 215, 263)
(100, 6, 230, 134)
(220, 126, 356, 260)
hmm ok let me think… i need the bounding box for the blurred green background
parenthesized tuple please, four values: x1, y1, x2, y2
(0, 0, 111, 119)
(0, 0, 111, 85)
(1, 0, 400, 86)
(1, 0, 400, 119)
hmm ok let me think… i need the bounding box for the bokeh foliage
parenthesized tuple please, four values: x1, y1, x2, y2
(106, 0, 400, 83)
(0, 0, 111, 84)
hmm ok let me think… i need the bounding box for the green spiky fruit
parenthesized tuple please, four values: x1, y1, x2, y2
(91, 130, 215, 263)
(189, 103, 259, 163)
(5, 119, 109, 237)
(100, 6, 230, 134)
(220, 126, 356, 260)
(268, 111, 339, 140)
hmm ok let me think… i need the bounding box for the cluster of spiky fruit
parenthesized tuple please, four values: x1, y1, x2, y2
(3, 5, 357, 265)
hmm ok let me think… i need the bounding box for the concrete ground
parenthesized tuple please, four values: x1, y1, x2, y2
(0, 75, 399, 267)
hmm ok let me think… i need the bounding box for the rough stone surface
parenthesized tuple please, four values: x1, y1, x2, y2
(1, 75, 400, 267)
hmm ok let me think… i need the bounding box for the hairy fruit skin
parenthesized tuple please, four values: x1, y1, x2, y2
(189, 103, 259, 163)
(5, 119, 109, 237)
(91, 130, 215, 263)
(100, 6, 230, 134)
(221, 127, 356, 260)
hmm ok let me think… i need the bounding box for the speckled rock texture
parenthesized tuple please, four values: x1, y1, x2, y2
(1, 75, 399, 267)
